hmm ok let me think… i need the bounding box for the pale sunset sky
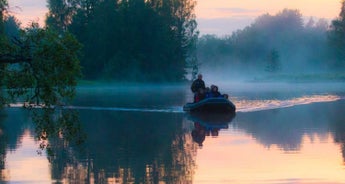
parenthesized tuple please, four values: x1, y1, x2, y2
(7, 0, 343, 36)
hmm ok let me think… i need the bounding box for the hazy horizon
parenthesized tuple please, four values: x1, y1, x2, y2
(7, 0, 342, 36)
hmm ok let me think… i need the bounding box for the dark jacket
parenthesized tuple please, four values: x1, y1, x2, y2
(211, 91, 221, 97)
(191, 79, 205, 93)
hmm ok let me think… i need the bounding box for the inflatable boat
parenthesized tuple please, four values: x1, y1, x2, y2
(183, 97, 236, 113)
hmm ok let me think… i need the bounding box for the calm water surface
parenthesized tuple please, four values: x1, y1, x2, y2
(1, 82, 345, 183)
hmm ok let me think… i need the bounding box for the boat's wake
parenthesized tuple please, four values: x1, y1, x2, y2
(8, 94, 344, 113)
(8, 103, 184, 113)
(64, 105, 183, 113)
(234, 94, 343, 112)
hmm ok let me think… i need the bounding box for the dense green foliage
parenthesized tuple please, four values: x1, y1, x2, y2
(46, 0, 198, 82)
(0, 0, 9, 107)
(328, 0, 345, 69)
(4, 25, 82, 106)
(0, 2, 82, 107)
(197, 9, 331, 77)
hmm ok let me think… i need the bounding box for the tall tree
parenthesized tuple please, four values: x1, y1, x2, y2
(4, 15, 21, 38)
(0, 0, 7, 34)
(66, 0, 198, 82)
(265, 49, 281, 73)
(0, 0, 9, 107)
(46, 0, 81, 33)
(328, 0, 345, 69)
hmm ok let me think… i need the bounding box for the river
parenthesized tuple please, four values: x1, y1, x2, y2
(1, 82, 345, 183)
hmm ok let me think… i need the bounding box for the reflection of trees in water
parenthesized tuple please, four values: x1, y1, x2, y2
(32, 108, 85, 156)
(30, 107, 86, 181)
(62, 111, 197, 183)
(30, 110, 197, 183)
(0, 107, 87, 182)
(0, 109, 31, 181)
(0, 108, 198, 183)
(170, 133, 197, 183)
(327, 101, 345, 164)
(332, 120, 345, 164)
(234, 101, 345, 152)
(0, 113, 6, 181)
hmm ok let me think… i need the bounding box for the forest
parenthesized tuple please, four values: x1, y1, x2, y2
(197, 8, 345, 80)
(59, 0, 199, 82)
(0, 0, 345, 106)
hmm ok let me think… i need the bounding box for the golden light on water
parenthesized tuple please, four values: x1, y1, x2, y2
(193, 130, 345, 183)
(3, 130, 51, 183)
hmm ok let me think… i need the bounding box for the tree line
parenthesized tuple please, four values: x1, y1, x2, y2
(197, 8, 345, 78)
(47, 0, 198, 82)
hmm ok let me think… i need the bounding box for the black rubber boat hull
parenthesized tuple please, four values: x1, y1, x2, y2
(183, 98, 236, 113)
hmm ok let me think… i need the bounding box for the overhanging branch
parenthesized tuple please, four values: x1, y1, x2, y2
(0, 54, 32, 64)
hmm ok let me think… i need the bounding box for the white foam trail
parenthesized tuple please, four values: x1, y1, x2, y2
(235, 95, 343, 112)
(8, 95, 343, 113)
(7, 103, 184, 113)
(64, 105, 184, 113)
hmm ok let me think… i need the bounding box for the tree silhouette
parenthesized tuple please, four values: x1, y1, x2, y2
(265, 49, 281, 73)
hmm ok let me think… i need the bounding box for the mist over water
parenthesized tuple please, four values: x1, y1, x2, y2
(8, 82, 345, 113)
(9, 82, 345, 114)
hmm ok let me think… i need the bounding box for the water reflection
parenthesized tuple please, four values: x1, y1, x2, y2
(31, 108, 86, 156)
(36, 99, 345, 183)
(193, 100, 345, 183)
(30, 107, 87, 182)
(0, 108, 199, 183)
(191, 122, 228, 147)
(0, 112, 6, 181)
(0, 109, 36, 181)
(234, 100, 345, 153)
(328, 101, 345, 164)
(75, 110, 196, 183)
(187, 112, 236, 147)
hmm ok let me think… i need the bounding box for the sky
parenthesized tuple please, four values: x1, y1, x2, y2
(7, 0, 343, 36)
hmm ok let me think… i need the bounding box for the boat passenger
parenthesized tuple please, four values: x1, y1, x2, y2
(205, 87, 212, 98)
(195, 88, 206, 102)
(210, 85, 221, 97)
(191, 74, 206, 102)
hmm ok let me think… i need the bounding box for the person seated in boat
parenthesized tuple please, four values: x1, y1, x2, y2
(210, 85, 221, 97)
(191, 74, 206, 102)
(209, 85, 230, 99)
(205, 87, 212, 98)
(195, 88, 206, 102)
